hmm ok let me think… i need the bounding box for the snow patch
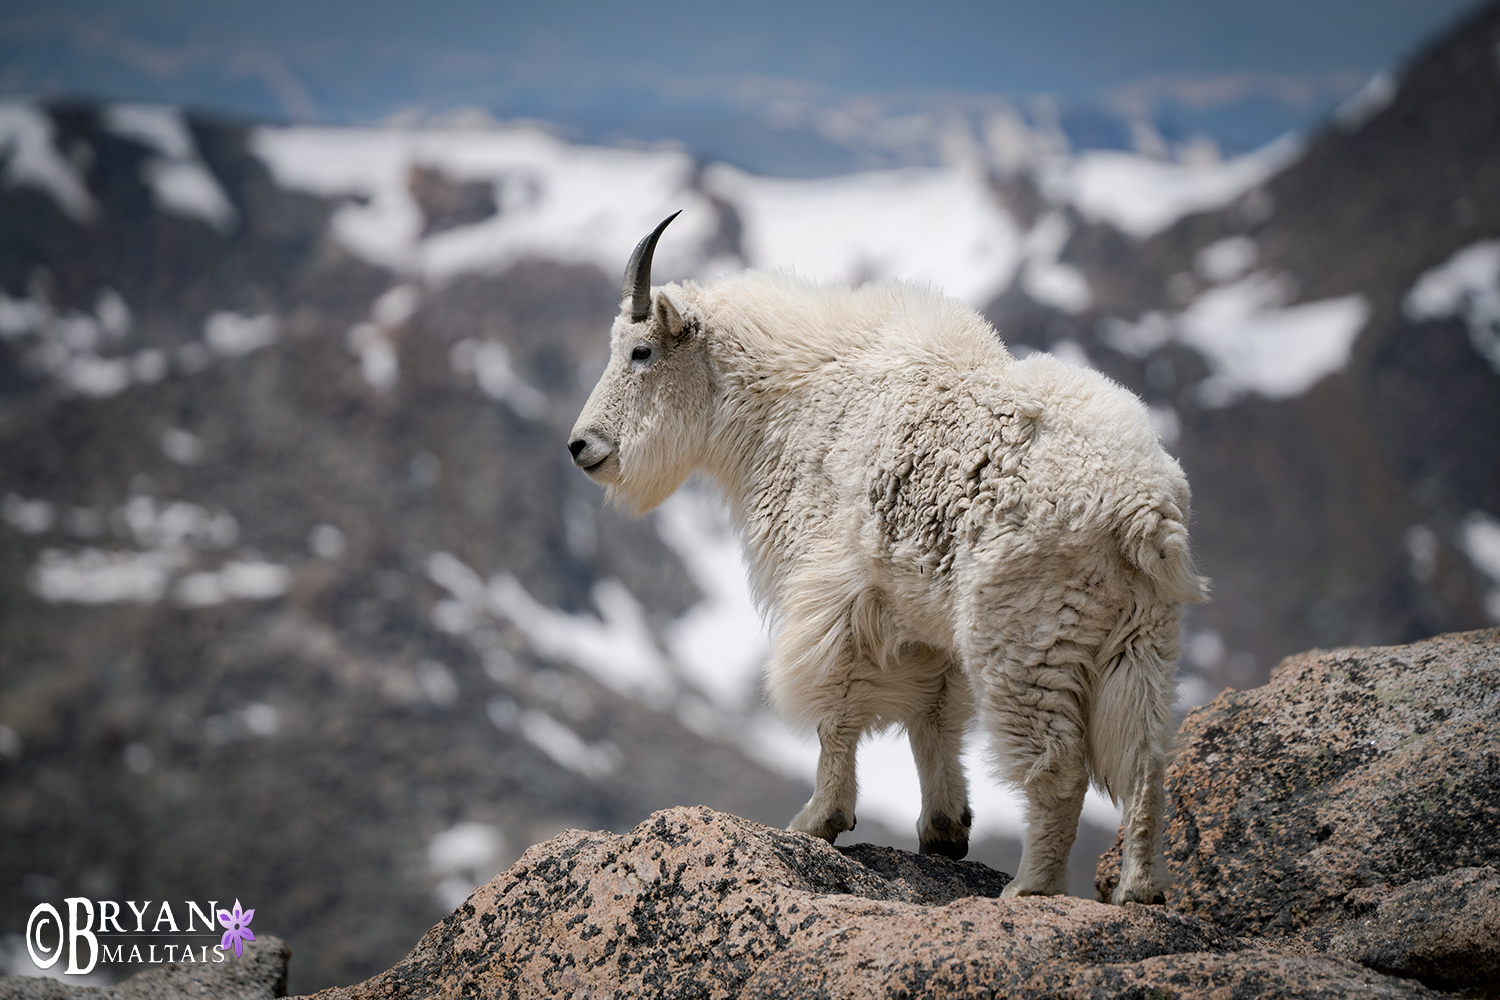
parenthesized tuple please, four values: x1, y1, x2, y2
(372, 283, 419, 326)
(429, 820, 502, 874)
(63, 355, 131, 397)
(1019, 212, 1091, 313)
(160, 428, 204, 464)
(1176, 274, 1368, 405)
(416, 660, 460, 706)
(144, 160, 237, 231)
(205, 311, 279, 357)
(1404, 239, 1500, 374)
(1102, 271, 1368, 406)
(655, 489, 770, 711)
(1148, 404, 1181, 448)
(428, 821, 504, 911)
(96, 289, 130, 337)
(0, 102, 95, 221)
(489, 574, 676, 706)
(520, 709, 621, 779)
(1460, 510, 1500, 624)
(105, 104, 237, 232)
(0, 724, 19, 761)
(247, 114, 1306, 312)
(1099, 311, 1173, 359)
(0, 289, 47, 336)
(1037, 135, 1300, 239)
(174, 560, 291, 607)
(242, 702, 280, 737)
(132, 349, 167, 384)
(348, 323, 399, 389)
(0, 287, 169, 398)
(1045, 338, 1092, 370)
(3, 493, 54, 534)
(1406, 524, 1439, 584)
(220, 556, 286, 595)
(425, 551, 677, 706)
(1184, 629, 1227, 670)
(849, 727, 1120, 839)
(1195, 236, 1258, 284)
(451, 339, 548, 419)
(346, 284, 419, 390)
(308, 524, 347, 560)
(30, 547, 182, 604)
(250, 124, 710, 284)
(487, 698, 621, 780)
(102, 103, 194, 159)
(1174, 674, 1215, 713)
(738, 713, 821, 778)
(1334, 72, 1398, 133)
(122, 496, 238, 550)
(703, 162, 1022, 307)
(20, 493, 291, 608)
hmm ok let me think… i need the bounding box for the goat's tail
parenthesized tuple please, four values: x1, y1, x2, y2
(1086, 497, 1207, 803)
(1119, 497, 1210, 606)
(1085, 627, 1177, 804)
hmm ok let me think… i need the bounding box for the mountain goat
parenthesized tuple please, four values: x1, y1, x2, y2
(569, 213, 1207, 902)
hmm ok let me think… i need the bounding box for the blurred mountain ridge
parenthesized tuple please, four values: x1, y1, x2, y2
(1, 2, 1498, 994)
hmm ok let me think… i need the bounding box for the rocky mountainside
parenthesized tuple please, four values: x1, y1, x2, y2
(1, 5, 1498, 996)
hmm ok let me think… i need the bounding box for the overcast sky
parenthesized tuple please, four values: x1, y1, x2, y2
(0, 0, 1485, 165)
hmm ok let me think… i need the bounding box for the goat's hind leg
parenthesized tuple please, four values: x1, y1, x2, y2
(906, 653, 973, 859)
(1111, 735, 1169, 904)
(1095, 615, 1176, 904)
(982, 640, 1091, 898)
(1004, 756, 1087, 897)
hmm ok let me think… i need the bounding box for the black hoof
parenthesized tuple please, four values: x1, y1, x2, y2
(825, 809, 856, 838)
(919, 836, 970, 860)
(918, 811, 971, 859)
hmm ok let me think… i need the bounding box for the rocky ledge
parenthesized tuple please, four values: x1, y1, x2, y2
(5, 629, 1495, 999)
(1098, 627, 1500, 997)
(282, 632, 1498, 999)
(295, 806, 1446, 1000)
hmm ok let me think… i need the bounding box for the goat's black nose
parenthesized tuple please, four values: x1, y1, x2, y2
(569, 439, 587, 460)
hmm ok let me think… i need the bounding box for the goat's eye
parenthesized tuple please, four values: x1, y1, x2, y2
(631, 345, 652, 362)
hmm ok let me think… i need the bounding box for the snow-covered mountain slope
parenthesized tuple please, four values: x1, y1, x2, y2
(2, 5, 1498, 993)
(237, 111, 1299, 305)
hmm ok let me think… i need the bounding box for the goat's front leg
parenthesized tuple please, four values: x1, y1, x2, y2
(907, 661, 974, 859)
(789, 695, 872, 843)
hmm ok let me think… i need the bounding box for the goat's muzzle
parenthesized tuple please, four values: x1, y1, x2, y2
(568, 431, 616, 475)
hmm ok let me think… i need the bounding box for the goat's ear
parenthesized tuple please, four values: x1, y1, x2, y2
(655, 288, 687, 339)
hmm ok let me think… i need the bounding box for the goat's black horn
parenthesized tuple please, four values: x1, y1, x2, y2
(623, 211, 681, 323)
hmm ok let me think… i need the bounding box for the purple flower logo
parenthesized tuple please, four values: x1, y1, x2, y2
(218, 900, 256, 958)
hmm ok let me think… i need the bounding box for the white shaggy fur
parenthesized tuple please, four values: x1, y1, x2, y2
(570, 269, 1208, 902)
